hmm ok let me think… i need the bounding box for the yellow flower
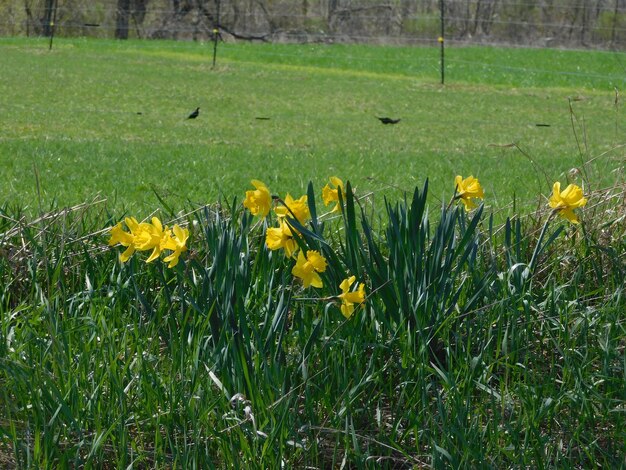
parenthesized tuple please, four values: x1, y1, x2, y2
(548, 182, 587, 224)
(338, 276, 366, 319)
(265, 219, 299, 258)
(108, 221, 134, 247)
(322, 176, 345, 213)
(108, 219, 137, 262)
(292, 250, 327, 288)
(454, 175, 484, 211)
(108, 216, 151, 263)
(141, 217, 169, 263)
(243, 179, 272, 218)
(162, 224, 189, 268)
(108, 217, 188, 267)
(274, 194, 310, 224)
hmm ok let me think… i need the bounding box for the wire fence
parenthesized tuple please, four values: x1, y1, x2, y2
(5, 20, 626, 38)
(3, 0, 626, 48)
(14, 5, 626, 17)
(2, 1, 625, 90)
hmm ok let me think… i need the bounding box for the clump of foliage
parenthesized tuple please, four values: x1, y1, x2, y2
(0, 174, 624, 468)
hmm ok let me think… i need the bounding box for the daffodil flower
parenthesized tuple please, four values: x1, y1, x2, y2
(108, 219, 136, 262)
(243, 179, 272, 218)
(108, 216, 148, 263)
(265, 219, 299, 258)
(454, 175, 484, 211)
(338, 276, 366, 319)
(292, 250, 327, 288)
(108, 217, 189, 268)
(108, 221, 134, 247)
(162, 224, 189, 268)
(322, 176, 345, 213)
(142, 217, 168, 263)
(548, 182, 587, 224)
(274, 194, 310, 224)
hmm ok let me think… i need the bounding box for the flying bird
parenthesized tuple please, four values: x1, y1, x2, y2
(187, 107, 200, 119)
(377, 117, 401, 125)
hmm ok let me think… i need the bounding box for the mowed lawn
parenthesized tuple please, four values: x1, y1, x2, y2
(0, 37, 624, 213)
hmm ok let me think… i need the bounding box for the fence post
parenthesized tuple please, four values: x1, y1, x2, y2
(439, 0, 445, 85)
(212, 29, 219, 67)
(212, 0, 221, 68)
(48, 0, 58, 50)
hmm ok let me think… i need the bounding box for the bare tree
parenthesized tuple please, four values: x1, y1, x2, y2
(3, 0, 625, 48)
(480, 0, 498, 36)
(610, 0, 622, 46)
(23, 0, 38, 36)
(116, 0, 131, 39)
(41, 0, 55, 36)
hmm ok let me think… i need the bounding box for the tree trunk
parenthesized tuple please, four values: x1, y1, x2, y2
(463, 0, 471, 37)
(116, 0, 131, 39)
(132, 0, 149, 24)
(328, 0, 338, 31)
(24, 0, 36, 36)
(481, 0, 498, 36)
(580, 0, 590, 45)
(399, 0, 413, 34)
(41, 0, 54, 36)
(472, 0, 483, 35)
(611, 0, 621, 46)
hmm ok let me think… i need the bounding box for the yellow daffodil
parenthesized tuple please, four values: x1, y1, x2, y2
(108, 216, 152, 263)
(141, 217, 168, 263)
(292, 250, 327, 288)
(162, 224, 189, 268)
(265, 219, 299, 258)
(108, 218, 137, 262)
(454, 175, 484, 211)
(548, 182, 587, 224)
(108, 217, 189, 268)
(322, 176, 345, 213)
(274, 194, 310, 224)
(243, 179, 272, 218)
(338, 276, 366, 319)
(108, 221, 134, 247)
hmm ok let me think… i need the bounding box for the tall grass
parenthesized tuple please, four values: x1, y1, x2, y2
(1, 173, 624, 467)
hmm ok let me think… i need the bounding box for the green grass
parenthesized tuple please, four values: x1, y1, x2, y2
(0, 178, 624, 467)
(0, 37, 624, 215)
(0, 37, 624, 467)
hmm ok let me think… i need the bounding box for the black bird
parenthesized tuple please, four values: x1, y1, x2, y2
(187, 107, 200, 119)
(377, 116, 401, 125)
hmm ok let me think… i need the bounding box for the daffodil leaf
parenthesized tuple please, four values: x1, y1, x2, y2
(306, 181, 319, 233)
(151, 184, 175, 218)
(284, 216, 327, 245)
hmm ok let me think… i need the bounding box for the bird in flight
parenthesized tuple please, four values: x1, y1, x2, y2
(377, 117, 401, 124)
(187, 107, 200, 119)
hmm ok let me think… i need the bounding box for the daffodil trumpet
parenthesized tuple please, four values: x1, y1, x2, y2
(548, 181, 587, 224)
(452, 175, 484, 211)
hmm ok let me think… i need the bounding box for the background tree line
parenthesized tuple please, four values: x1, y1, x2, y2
(3, 0, 625, 48)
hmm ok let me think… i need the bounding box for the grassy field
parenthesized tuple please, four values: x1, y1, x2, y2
(0, 37, 624, 214)
(0, 38, 625, 468)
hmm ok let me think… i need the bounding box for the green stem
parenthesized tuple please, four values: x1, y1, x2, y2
(529, 210, 557, 273)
